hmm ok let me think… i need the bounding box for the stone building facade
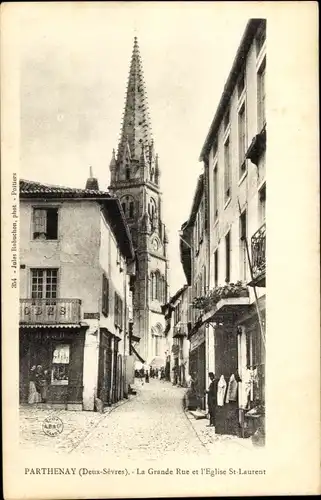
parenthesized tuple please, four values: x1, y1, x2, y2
(19, 177, 135, 411)
(108, 38, 169, 365)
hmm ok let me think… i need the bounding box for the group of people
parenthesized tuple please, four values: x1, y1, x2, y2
(134, 366, 166, 385)
(28, 364, 50, 404)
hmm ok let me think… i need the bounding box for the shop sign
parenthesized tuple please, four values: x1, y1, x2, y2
(84, 312, 100, 320)
(190, 329, 205, 351)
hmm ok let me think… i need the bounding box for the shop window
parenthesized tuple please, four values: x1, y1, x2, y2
(51, 344, 70, 385)
(102, 273, 109, 317)
(31, 268, 58, 302)
(32, 207, 58, 240)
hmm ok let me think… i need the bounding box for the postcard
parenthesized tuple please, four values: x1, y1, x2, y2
(1, 2, 320, 498)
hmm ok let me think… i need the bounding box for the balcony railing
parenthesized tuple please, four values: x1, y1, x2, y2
(251, 223, 266, 282)
(20, 298, 81, 324)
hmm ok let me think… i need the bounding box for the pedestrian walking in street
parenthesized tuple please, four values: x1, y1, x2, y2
(140, 367, 145, 385)
(145, 370, 150, 383)
(205, 372, 218, 427)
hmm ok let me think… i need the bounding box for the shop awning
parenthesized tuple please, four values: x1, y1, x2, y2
(19, 323, 85, 329)
(202, 297, 251, 325)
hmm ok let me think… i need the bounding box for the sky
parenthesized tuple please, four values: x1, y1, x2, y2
(18, 2, 250, 294)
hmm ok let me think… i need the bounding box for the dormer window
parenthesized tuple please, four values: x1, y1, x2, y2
(125, 166, 130, 180)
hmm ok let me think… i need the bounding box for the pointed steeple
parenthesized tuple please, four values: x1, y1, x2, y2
(117, 37, 154, 165)
(85, 166, 99, 190)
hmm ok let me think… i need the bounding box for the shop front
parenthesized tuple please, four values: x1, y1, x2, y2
(19, 326, 86, 409)
(97, 328, 113, 406)
(189, 326, 206, 410)
(214, 323, 240, 436)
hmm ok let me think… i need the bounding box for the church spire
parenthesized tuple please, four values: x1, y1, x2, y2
(117, 37, 154, 165)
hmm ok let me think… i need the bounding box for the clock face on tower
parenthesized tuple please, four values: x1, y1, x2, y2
(151, 237, 159, 252)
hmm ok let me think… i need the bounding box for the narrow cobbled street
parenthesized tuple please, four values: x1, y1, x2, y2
(20, 380, 208, 458)
(75, 380, 207, 459)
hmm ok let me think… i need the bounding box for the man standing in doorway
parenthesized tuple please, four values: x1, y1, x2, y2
(206, 372, 218, 427)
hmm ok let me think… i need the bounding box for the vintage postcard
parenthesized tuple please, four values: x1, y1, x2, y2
(1, 1, 320, 498)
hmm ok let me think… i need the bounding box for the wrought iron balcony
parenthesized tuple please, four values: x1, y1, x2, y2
(250, 223, 266, 287)
(20, 298, 81, 325)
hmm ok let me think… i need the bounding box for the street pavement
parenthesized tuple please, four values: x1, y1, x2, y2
(19, 379, 258, 458)
(20, 379, 207, 458)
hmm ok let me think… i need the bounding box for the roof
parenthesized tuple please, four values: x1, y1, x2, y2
(169, 284, 189, 306)
(199, 18, 265, 161)
(20, 179, 135, 260)
(20, 179, 111, 198)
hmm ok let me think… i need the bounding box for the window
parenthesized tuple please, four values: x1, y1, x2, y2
(31, 269, 58, 301)
(214, 249, 219, 287)
(125, 166, 130, 180)
(155, 336, 160, 356)
(224, 108, 230, 131)
(121, 196, 135, 219)
(151, 272, 165, 302)
(148, 197, 157, 229)
(258, 184, 266, 224)
(238, 70, 245, 97)
(240, 210, 247, 281)
(212, 139, 218, 159)
(32, 208, 58, 240)
(225, 231, 231, 283)
(224, 137, 231, 200)
(257, 60, 266, 132)
(213, 163, 218, 220)
(51, 344, 70, 386)
(202, 265, 206, 294)
(102, 274, 109, 317)
(114, 292, 123, 329)
(256, 21, 266, 57)
(238, 103, 247, 176)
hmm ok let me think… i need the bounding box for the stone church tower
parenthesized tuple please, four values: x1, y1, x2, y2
(108, 37, 169, 364)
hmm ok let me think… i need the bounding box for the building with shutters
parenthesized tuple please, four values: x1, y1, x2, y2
(162, 285, 191, 386)
(179, 174, 210, 410)
(180, 19, 266, 438)
(19, 176, 135, 411)
(108, 37, 169, 366)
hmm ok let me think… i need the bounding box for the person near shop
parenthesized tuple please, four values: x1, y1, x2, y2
(28, 365, 41, 404)
(205, 372, 218, 427)
(34, 365, 50, 403)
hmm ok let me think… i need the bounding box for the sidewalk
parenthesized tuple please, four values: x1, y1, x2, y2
(184, 407, 263, 455)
